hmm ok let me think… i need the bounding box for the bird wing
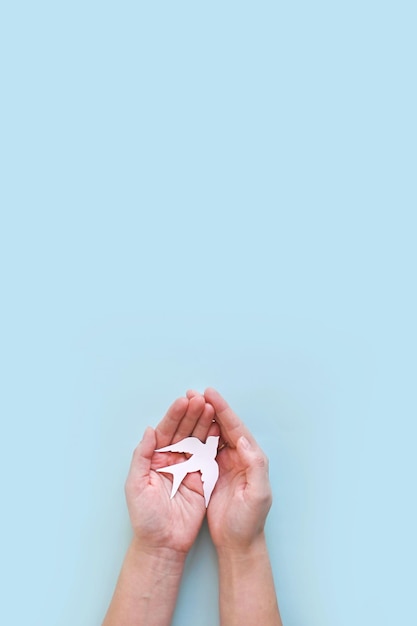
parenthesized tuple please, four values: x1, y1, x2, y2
(155, 436, 203, 455)
(156, 461, 190, 500)
(201, 458, 219, 507)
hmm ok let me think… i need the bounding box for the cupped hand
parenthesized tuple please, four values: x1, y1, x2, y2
(202, 388, 273, 552)
(125, 393, 216, 555)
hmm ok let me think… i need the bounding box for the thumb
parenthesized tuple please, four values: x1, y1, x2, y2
(130, 426, 156, 481)
(236, 435, 270, 496)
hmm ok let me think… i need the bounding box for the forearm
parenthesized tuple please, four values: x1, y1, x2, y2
(102, 538, 186, 626)
(217, 534, 282, 626)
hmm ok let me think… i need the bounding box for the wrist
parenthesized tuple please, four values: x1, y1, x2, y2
(130, 536, 187, 571)
(216, 532, 268, 563)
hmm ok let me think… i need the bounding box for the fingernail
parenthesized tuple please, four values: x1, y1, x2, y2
(240, 436, 250, 449)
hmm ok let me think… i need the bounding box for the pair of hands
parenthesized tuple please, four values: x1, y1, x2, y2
(125, 388, 272, 558)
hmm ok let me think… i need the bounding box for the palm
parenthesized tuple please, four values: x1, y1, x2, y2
(207, 447, 247, 546)
(207, 443, 271, 550)
(128, 451, 206, 553)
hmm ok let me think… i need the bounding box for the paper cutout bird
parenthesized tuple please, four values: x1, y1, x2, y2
(155, 435, 220, 507)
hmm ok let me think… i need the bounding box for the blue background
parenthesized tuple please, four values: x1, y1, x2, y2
(1, 2, 416, 625)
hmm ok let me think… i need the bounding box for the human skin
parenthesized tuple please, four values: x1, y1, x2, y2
(188, 387, 283, 626)
(103, 388, 282, 626)
(102, 393, 218, 626)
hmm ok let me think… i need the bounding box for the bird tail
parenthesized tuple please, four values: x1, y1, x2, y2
(156, 463, 188, 499)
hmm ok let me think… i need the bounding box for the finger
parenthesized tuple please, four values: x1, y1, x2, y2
(173, 394, 206, 442)
(192, 401, 215, 441)
(236, 435, 272, 502)
(207, 419, 221, 439)
(186, 389, 200, 399)
(204, 387, 256, 449)
(128, 426, 156, 485)
(155, 397, 189, 448)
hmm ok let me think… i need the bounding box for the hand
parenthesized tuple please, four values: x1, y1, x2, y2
(203, 388, 273, 552)
(125, 393, 216, 555)
(186, 389, 281, 626)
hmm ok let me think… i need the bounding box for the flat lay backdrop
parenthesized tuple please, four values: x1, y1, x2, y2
(1, 2, 416, 625)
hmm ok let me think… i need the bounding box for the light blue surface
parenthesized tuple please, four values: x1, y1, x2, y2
(1, 2, 416, 625)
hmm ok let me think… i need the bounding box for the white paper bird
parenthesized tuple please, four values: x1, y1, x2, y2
(155, 435, 220, 507)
